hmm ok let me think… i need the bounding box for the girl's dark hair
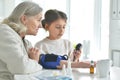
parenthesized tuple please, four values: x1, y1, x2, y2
(42, 9, 67, 29)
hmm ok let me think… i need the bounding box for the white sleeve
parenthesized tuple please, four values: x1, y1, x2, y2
(34, 42, 40, 49)
(67, 41, 74, 61)
(35, 42, 45, 54)
(24, 39, 33, 52)
(0, 25, 42, 74)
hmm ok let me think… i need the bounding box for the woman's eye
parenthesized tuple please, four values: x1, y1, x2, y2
(38, 19, 41, 21)
(37, 18, 42, 21)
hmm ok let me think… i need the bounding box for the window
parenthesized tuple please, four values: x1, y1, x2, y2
(70, 0, 94, 60)
(27, 0, 110, 60)
(25, 0, 69, 46)
(0, 0, 110, 60)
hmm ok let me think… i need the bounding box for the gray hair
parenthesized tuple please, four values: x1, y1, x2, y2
(2, 1, 42, 34)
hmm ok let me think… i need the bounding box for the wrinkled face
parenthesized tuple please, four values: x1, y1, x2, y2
(46, 18, 66, 40)
(25, 13, 42, 35)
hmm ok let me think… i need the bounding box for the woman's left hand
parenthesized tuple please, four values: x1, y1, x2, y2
(28, 47, 40, 62)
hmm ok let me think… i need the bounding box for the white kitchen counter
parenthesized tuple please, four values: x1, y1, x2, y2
(14, 66, 120, 80)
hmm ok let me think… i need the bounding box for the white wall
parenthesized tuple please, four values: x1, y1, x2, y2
(4, 0, 15, 17)
(109, 0, 120, 67)
(0, 0, 16, 18)
(0, 0, 110, 61)
(0, 0, 31, 18)
(0, 0, 4, 18)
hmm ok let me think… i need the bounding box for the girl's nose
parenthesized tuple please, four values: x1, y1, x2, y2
(61, 28, 64, 32)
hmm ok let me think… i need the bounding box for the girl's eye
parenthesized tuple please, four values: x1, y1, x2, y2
(56, 26, 61, 29)
(56, 26, 66, 29)
(63, 26, 65, 29)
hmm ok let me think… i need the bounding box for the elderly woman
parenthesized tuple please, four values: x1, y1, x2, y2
(0, 1, 43, 80)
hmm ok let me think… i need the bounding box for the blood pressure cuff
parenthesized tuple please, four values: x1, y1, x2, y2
(39, 54, 68, 69)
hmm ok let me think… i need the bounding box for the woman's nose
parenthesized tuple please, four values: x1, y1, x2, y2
(38, 22, 42, 28)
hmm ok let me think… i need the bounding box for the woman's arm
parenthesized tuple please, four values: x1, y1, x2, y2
(0, 25, 42, 74)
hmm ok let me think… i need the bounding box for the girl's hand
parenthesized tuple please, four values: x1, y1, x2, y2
(28, 48, 40, 62)
(73, 50, 81, 62)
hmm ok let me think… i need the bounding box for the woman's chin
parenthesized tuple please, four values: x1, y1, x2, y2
(28, 32, 37, 36)
(33, 33, 37, 36)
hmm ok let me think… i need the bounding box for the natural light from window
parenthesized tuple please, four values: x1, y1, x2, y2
(25, 0, 110, 61)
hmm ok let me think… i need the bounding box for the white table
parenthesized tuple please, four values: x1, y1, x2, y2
(14, 67, 120, 80)
(72, 67, 120, 80)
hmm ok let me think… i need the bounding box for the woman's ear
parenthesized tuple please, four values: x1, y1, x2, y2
(20, 15, 27, 25)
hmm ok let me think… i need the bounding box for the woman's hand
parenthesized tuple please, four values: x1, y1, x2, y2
(28, 48, 40, 62)
(73, 50, 81, 62)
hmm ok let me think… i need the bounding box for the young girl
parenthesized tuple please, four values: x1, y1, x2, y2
(35, 9, 95, 69)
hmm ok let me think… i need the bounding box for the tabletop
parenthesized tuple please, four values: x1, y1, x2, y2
(14, 66, 120, 80)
